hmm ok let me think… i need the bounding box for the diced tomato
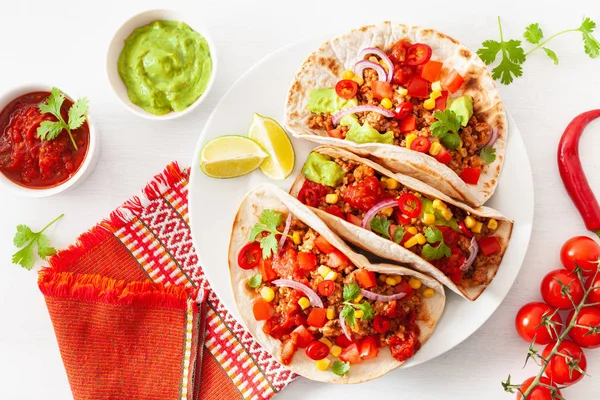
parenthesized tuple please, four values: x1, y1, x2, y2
(259, 257, 278, 282)
(389, 40, 411, 64)
(383, 300, 397, 318)
(406, 75, 429, 98)
(314, 235, 336, 254)
(307, 308, 328, 328)
(434, 90, 448, 110)
(346, 213, 363, 226)
(392, 65, 415, 85)
(335, 334, 355, 348)
(371, 81, 394, 100)
(263, 309, 306, 339)
(359, 336, 380, 360)
(393, 101, 413, 121)
(297, 251, 317, 271)
(335, 79, 359, 100)
(433, 146, 452, 164)
(373, 315, 391, 334)
(458, 221, 473, 239)
(327, 128, 345, 139)
(298, 180, 330, 207)
(328, 249, 350, 269)
(410, 136, 431, 153)
(459, 167, 482, 185)
(355, 269, 377, 289)
(252, 299, 274, 321)
(290, 325, 314, 348)
(389, 331, 418, 362)
(339, 343, 362, 364)
(443, 69, 464, 93)
(271, 247, 301, 280)
(342, 175, 383, 212)
(436, 226, 460, 246)
(281, 337, 297, 365)
(399, 115, 417, 133)
(325, 205, 344, 219)
(421, 60, 443, 82)
(478, 237, 502, 256)
(394, 279, 415, 298)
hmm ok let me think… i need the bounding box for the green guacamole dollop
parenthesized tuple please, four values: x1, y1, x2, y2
(306, 88, 357, 114)
(302, 152, 346, 187)
(118, 20, 213, 115)
(341, 115, 394, 145)
(419, 197, 460, 233)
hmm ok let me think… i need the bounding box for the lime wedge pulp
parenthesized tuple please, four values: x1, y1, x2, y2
(200, 135, 268, 178)
(248, 113, 295, 180)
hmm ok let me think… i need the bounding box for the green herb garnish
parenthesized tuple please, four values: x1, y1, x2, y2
(247, 274, 263, 288)
(393, 225, 406, 244)
(421, 226, 451, 261)
(250, 210, 291, 259)
(341, 283, 375, 326)
(431, 110, 462, 150)
(480, 146, 497, 164)
(12, 214, 64, 270)
(370, 215, 391, 240)
(343, 282, 361, 302)
(37, 88, 88, 151)
(331, 360, 350, 376)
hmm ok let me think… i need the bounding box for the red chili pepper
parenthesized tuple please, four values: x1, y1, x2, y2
(557, 110, 600, 238)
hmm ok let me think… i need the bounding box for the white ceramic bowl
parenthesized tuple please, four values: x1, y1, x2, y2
(0, 85, 99, 198)
(106, 9, 217, 120)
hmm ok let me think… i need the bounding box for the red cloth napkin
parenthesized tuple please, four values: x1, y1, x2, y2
(39, 163, 296, 399)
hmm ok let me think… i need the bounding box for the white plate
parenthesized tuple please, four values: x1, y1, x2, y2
(189, 37, 533, 373)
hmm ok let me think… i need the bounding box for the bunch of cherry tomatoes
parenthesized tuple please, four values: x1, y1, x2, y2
(513, 236, 600, 399)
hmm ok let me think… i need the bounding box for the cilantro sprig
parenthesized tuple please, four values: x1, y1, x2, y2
(480, 146, 497, 164)
(478, 17, 600, 85)
(431, 109, 462, 150)
(37, 88, 88, 150)
(331, 360, 350, 376)
(12, 214, 64, 270)
(393, 225, 406, 244)
(421, 226, 451, 261)
(370, 215, 391, 240)
(250, 210, 292, 259)
(340, 282, 375, 326)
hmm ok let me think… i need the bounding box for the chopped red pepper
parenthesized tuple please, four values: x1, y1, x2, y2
(371, 81, 394, 100)
(314, 236, 336, 254)
(399, 115, 417, 133)
(259, 257, 278, 282)
(297, 251, 317, 271)
(339, 343, 362, 364)
(421, 60, 443, 82)
(459, 167, 482, 185)
(307, 308, 328, 328)
(478, 236, 502, 256)
(355, 269, 377, 289)
(406, 75, 429, 98)
(443, 69, 464, 93)
(434, 90, 449, 110)
(325, 205, 344, 219)
(252, 299, 274, 321)
(433, 146, 452, 164)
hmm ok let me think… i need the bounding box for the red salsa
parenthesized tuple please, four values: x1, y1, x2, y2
(0, 92, 89, 188)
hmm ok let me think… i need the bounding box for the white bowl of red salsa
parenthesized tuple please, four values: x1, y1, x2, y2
(0, 86, 97, 197)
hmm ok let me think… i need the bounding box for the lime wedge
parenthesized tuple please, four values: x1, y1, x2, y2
(200, 135, 268, 178)
(248, 113, 295, 180)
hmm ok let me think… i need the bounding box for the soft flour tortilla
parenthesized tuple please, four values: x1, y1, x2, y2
(285, 21, 507, 207)
(289, 146, 513, 301)
(228, 183, 445, 383)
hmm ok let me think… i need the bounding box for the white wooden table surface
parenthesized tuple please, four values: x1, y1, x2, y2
(1, 0, 600, 398)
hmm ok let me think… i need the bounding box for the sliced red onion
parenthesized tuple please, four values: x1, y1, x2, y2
(477, 126, 499, 151)
(354, 60, 387, 82)
(272, 279, 324, 308)
(360, 288, 407, 302)
(278, 214, 292, 250)
(361, 199, 398, 230)
(339, 314, 352, 341)
(460, 237, 479, 271)
(357, 47, 394, 83)
(332, 105, 395, 126)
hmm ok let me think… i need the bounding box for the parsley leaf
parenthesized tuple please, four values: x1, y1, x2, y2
(543, 47, 559, 64)
(341, 304, 356, 326)
(247, 274, 263, 288)
(524, 23, 543, 44)
(431, 110, 462, 150)
(11, 214, 63, 270)
(343, 283, 361, 302)
(480, 146, 497, 164)
(370, 215, 391, 240)
(580, 17, 600, 58)
(250, 210, 289, 259)
(37, 87, 88, 151)
(354, 301, 375, 321)
(331, 360, 350, 376)
(393, 225, 406, 244)
(421, 226, 451, 261)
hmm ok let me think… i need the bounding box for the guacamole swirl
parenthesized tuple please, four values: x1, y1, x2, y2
(118, 20, 212, 115)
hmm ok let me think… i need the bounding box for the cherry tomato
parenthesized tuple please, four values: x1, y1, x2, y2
(291, 325, 314, 348)
(327, 128, 344, 139)
(325, 205, 344, 219)
(399, 115, 417, 133)
(393, 102, 413, 121)
(410, 136, 431, 153)
(584, 273, 600, 304)
(307, 308, 328, 328)
(317, 280, 335, 296)
(298, 187, 319, 207)
(280, 337, 296, 365)
(541, 340, 587, 385)
(238, 242, 262, 270)
(389, 40, 411, 64)
(459, 167, 482, 185)
(297, 251, 317, 271)
(516, 376, 562, 400)
(478, 236, 501, 256)
(458, 221, 472, 238)
(560, 236, 600, 277)
(406, 43, 432, 65)
(327, 249, 350, 269)
(373, 315, 391, 334)
(335, 79, 359, 100)
(515, 302, 562, 344)
(371, 81, 394, 100)
(568, 307, 600, 348)
(305, 341, 330, 360)
(540, 269, 584, 310)
(252, 299, 274, 321)
(392, 65, 415, 85)
(398, 193, 422, 218)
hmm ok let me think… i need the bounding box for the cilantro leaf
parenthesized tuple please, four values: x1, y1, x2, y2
(37, 120, 65, 141)
(424, 226, 443, 243)
(13, 225, 33, 247)
(36, 234, 56, 258)
(36, 87, 87, 151)
(492, 56, 523, 85)
(543, 47, 559, 64)
(249, 224, 265, 242)
(524, 23, 543, 44)
(580, 17, 600, 58)
(440, 133, 461, 150)
(477, 40, 502, 65)
(393, 226, 406, 244)
(331, 360, 350, 376)
(343, 283, 361, 302)
(341, 304, 356, 326)
(422, 226, 452, 261)
(355, 301, 375, 321)
(259, 209, 283, 229)
(431, 110, 462, 150)
(250, 210, 290, 259)
(260, 235, 279, 259)
(480, 146, 497, 164)
(11, 214, 63, 270)
(370, 216, 391, 240)
(67, 98, 89, 130)
(38, 87, 65, 117)
(12, 246, 35, 271)
(247, 274, 263, 288)
(504, 40, 527, 64)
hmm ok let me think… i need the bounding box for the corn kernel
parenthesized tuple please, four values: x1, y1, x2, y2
(423, 98, 436, 110)
(325, 193, 339, 204)
(430, 90, 442, 100)
(316, 358, 331, 371)
(351, 75, 364, 86)
(380, 207, 394, 217)
(381, 97, 393, 109)
(472, 221, 483, 234)
(379, 59, 389, 72)
(355, 310, 364, 319)
(385, 178, 399, 190)
(459, 148, 468, 158)
(441, 208, 453, 221)
(260, 287, 275, 302)
(429, 141, 442, 156)
(487, 219, 498, 230)
(397, 87, 408, 96)
(380, 176, 388, 183)
(353, 294, 364, 303)
(431, 81, 442, 92)
(342, 70, 354, 80)
(379, 274, 387, 282)
(320, 337, 333, 348)
(407, 226, 418, 235)
(318, 265, 331, 278)
(464, 216, 476, 229)
(369, 56, 379, 62)
(324, 270, 338, 281)
(326, 306, 335, 320)
(404, 235, 419, 248)
(415, 233, 427, 245)
(432, 199, 447, 211)
(386, 277, 398, 286)
(405, 133, 418, 149)
(458, 138, 464, 149)
(330, 345, 342, 357)
(298, 297, 311, 310)
(408, 277, 422, 290)
(411, 218, 417, 224)
(422, 212, 436, 225)
(423, 288, 435, 298)
(414, 192, 421, 198)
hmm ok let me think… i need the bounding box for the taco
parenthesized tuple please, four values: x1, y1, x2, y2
(284, 21, 506, 207)
(229, 184, 445, 383)
(289, 146, 513, 301)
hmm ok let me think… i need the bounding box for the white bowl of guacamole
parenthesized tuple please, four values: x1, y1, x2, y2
(107, 9, 217, 119)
